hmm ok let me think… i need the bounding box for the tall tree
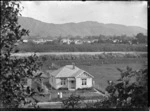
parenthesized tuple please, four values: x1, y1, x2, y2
(135, 33, 147, 43)
(94, 66, 148, 109)
(0, 1, 43, 108)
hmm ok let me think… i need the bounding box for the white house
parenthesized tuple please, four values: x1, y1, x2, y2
(74, 40, 83, 44)
(61, 39, 72, 44)
(49, 64, 94, 90)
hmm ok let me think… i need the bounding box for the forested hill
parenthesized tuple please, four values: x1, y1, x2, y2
(18, 16, 147, 38)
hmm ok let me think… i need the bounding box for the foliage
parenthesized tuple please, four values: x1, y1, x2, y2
(38, 53, 147, 62)
(135, 33, 147, 44)
(62, 94, 83, 108)
(58, 87, 68, 90)
(17, 43, 147, 52)
(0, 1, 43, 108)
(94, 66, 148, 108)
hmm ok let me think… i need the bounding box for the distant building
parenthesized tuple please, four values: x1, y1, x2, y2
(61, 39, 72, 44)
(91, 39, 99, 43)
(46, 39, 53, 42)
(83, 40, 92, 44)
(74, 40, 83, 44)
(23, 39, 28, 43)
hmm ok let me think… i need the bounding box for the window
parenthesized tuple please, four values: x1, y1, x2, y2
(61, 78, 66, 85)
(82, 79, 87, 85)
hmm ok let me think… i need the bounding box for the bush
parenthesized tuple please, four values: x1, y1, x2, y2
(17, 43, 147, 52)
(94, 67, 148, 108)
(61, 94, 83, 108)
(77, 87, 95, 91)
(58, 87, 68, 90)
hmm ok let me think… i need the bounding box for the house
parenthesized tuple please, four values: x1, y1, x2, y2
(61, 39, 72, 44)
(49, 64, 94, 90)
(91, 39, 99, 43)
(74, 40, 83, 44)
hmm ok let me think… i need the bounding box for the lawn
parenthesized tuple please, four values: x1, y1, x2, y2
(77, 63, 146, 91)
(41, 57, 147, 70)
(33, 88, 104, 102)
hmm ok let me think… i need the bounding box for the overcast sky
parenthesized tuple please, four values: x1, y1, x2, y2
(20, 1, 147, 29)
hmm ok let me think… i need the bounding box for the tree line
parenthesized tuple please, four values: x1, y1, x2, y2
(39, 53, 147, 61)
(17, 43, 147, 52)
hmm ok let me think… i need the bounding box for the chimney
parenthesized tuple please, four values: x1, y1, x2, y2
(72, 62, 75, 69)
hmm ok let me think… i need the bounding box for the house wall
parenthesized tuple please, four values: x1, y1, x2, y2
(75, 72, 93, 89)
(49, 72, 93, 90)
(76, 77, 92, 89)
(55, 78, 68, 89)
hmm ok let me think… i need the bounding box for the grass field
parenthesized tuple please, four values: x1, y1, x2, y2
(41, 57, 147, 70)
(77, 63, 146, 91)
(33, 89, 104, 102)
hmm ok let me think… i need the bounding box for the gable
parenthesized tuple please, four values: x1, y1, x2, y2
(77, 72, 92, 78)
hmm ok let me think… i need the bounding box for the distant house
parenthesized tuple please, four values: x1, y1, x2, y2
(74, 40, 83, 44)
(113, 39, 118, 43)
(91, 39, 99, 43)
(61, 39, 72, 44)
(32, 39, 52, 44)
(49, 64, 94, 90)
(46, 39, 53, 42)
(23, 39, 28, 43)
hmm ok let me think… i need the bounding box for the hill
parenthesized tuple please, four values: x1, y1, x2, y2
(18, 16, 147, 39)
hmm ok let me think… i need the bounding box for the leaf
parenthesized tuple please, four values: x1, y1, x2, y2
(116, 67, 123, 73)
(34, 73, 42, 78)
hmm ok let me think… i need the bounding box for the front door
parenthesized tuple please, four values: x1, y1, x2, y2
(69, 80, 76, 89)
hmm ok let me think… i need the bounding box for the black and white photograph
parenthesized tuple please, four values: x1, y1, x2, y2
(0, 1, 148, 109)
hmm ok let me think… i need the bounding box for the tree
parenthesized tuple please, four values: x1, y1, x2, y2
(94, 66, 148, 108)
(135, 33, 147, 44)
(0, 1, 43, 108)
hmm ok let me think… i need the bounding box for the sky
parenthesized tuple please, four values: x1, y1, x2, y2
(20, 1, 147, 29)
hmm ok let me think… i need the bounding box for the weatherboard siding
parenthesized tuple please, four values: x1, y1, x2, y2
(77, 72, 93, 89)
(50, 77, 92, 89)
(76, 77, 93, 89)
(55, 78, 68, 89)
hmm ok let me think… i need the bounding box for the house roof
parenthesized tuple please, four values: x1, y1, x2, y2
(50, 65, 94, 78)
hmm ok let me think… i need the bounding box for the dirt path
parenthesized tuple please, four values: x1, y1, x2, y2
(93, 88, 106, 97)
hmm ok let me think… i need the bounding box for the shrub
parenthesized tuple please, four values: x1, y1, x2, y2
(58, 87, 68, 90)
(61, 94, 83, 108)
